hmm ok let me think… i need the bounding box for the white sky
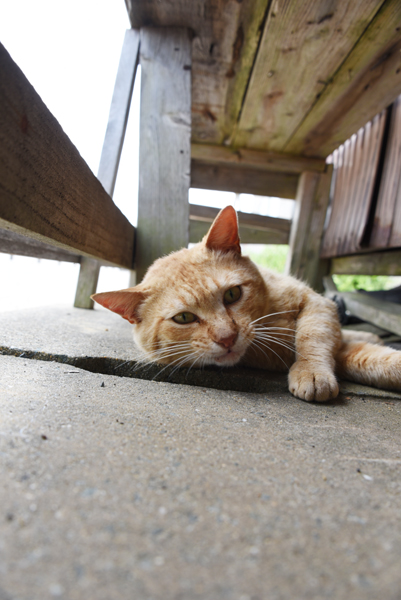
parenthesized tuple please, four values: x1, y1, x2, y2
(0, 1, 293, 311)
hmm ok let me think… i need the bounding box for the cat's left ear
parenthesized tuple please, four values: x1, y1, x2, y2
(204, 205, 241, 255)
(91, 288, 148, 324)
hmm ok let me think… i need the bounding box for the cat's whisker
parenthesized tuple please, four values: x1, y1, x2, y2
(253, 325, 298, 334)
(168, 351, 201, 378)
(252, 337, 290, 370)
(255, 332, 306, 360)
(249, 339, 272, 364)
(151, 350, 192, 365)
(151, 346, 192, 360)
(250, 310, 297, 326)
(255, 334, 300, 357)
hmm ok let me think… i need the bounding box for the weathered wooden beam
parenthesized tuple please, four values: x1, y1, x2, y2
(331, 250, 401, 276)
(189, 204, 291, 237)
(74, 29, 140, 308)
(331, 291, 401, 337)
(191, 162, 298, 199)
(0, 229, 81, 263)
(97, 29, 140, 198)
(234, 0, 386, 153)
(286, 0, 401, 157)
(191, 144, 326, 174)
(0, 43, 135, 268)
(285, 168, 333, 291)
(136, 28, 191, 282)
(189, 220, 288, 245)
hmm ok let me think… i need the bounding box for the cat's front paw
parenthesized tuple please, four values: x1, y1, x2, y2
(288, 362, 339, 402)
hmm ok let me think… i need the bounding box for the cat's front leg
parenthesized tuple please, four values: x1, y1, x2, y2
(288, 295, 342, 402)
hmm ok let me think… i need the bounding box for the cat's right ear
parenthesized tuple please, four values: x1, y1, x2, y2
(204, 205, 241, 255)
(91, 288, 148, 324)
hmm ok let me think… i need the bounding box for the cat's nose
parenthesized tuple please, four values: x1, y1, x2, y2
(215, 332, 238, 349)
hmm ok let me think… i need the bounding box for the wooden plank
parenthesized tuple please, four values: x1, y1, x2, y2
(320, 111, 388, 257)
(332, 291, 401, 337)
(74, 30, 140, 309)
(125, 0, 269, 145)
(370, 96, 401, 248)
(286, 0, 401, 157)
(189, 220, 288, 245)
(74, 259, 101, 310)
(136, 28, 191, 282)
(234, 0, 384, 151)
(191, 143, 325, 174)
(189, 204, 291, 237)
(97, 29, 140, 197)
(285, 168, 332, 291)
(331, 250, 401, 276)
(0, 43, 135, 268)
(191, 162, 298, 199)
(0, 228, 81, 263)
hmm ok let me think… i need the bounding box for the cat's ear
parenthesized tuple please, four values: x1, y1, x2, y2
(91, 288, 148, 324)
(204, 205, 241, 255)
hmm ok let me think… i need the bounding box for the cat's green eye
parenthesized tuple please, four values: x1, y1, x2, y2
(172, 311, 196, 324)
(224, 285, 241, 305)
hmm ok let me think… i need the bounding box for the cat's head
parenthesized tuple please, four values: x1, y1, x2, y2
(92, 206, 267, 367)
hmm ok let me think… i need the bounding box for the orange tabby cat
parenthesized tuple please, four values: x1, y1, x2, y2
(92, 206, 401, 401)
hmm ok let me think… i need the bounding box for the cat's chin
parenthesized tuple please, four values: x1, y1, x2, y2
(212, 350, 242, 367)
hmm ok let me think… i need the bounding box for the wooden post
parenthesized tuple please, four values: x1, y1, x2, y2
(285, 166, 333, 292)
(136, 28, 191, 282)
(74, 29, 140, 308)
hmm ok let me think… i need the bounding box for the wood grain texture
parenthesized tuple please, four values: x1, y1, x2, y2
(136, 28, 191, 282)
(191, 162, 298, 198)
(0, 229, 81, 263)
(285, 168, 332, 291)
(191, 143, 325, 173)
(370, 96, 401, 248)
(320, 111, 388, 258)
(286, 0, 401, 157)
(0, 43, 135, 268)
(189, 204, 291, 237)
(334, 291, 401, 336)
(331, 250, 401, 276)
(125, 0, 269, 145)
(235, 0, 384, 152)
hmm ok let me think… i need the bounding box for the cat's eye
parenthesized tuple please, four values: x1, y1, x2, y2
(172, 311, 196, 324)
(224, 286, 241, 305)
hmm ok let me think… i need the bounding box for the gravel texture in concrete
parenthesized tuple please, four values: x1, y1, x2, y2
(1, 354, 401, 600)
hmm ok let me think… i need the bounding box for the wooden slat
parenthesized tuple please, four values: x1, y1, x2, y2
(331, 250, 401, 276)
(191, 143, 325, 174)
(285, 168, 332, 291)
(125, 0, 269, 146)
(370, 96, 401, 248)
(0, 43, 135, 269)
(189, 220, 288, 245)
(74, 30, 140, 308)
(332, 291, 401, 337)
(320, 111, 388, 258)
(136, 28, 191, 282)
(286, 0, 401, 157)
(0, 229, 81, 263)
(191, 162, 298, 199)
(234, 0, 384, 151)
(97, 29, 140, 197)
(190, 204, 291, 236)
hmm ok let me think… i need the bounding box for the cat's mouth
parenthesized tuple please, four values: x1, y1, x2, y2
(214, 349, 242, 366)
